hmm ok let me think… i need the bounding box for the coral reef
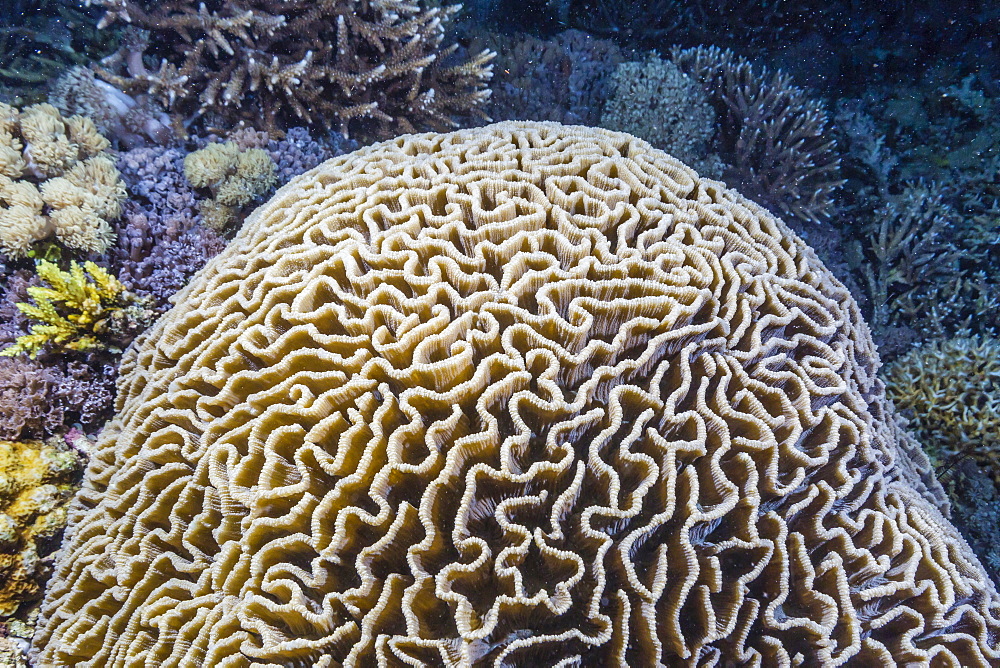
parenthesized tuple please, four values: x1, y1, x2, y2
(33, 122, 1000, 666)
(478, 29, 622, 126)
(600, 55, 721, 175)
(106, 126, 352, 314)
(84, 0, 494, 139)
(672, 45, 843, 224)
(49, 65, 173, 149)
(883, 335, 1000, 481)
(184, 141, 277, 230)
(0, 437, 85, 616)
(0, 260, 153, 358)
(0, 269, 118, 441)
(0, 103, 125, 256)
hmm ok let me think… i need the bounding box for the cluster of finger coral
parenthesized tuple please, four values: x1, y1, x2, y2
(0, 103, 126, 257)
(83, 0, 494, 140)
(883, 335, 1000, 481)
(33, 122, 1000, 666)
(0, 437, 85, 617)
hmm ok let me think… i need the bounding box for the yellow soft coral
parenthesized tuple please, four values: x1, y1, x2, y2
(0, 103, 123, 256)
(184, 141, 277, 229)
(0, 260, 152, 358)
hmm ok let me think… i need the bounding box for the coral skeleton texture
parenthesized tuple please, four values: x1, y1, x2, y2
(32, 122, 1000, 666)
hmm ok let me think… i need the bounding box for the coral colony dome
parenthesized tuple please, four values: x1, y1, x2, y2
(1, 1, 1000, 667)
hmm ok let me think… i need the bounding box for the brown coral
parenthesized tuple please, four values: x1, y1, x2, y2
(33, 122, 1000, 666)
(883, 335, 1000, 481)
(85, 1, 494, 140)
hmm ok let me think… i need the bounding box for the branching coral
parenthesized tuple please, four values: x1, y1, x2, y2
(0, 103, 126, 256)
(184, 140, 277, 229)
(32, 122, 1000, 667)
(0, 437, 85, 617)
(83, 0, 495, 139)
(883, 335, 1000, 482)
(672, 45, 843, 224)
(0, 260, 153, 358)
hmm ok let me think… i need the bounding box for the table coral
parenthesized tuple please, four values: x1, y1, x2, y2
(0, 103, 126, 256)
(0, 438, 84, 617)
(32, 122, 1000, 666)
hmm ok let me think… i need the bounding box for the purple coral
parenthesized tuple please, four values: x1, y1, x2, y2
(0, 356, 117, 441)
(108, 146, 225, 312)
(672, 45, 843, 224)
(267, 127, 355, 184)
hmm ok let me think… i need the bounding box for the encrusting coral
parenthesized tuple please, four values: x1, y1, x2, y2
(83, 0, 495, 139)
(883, 335, 1000, 481)
(184, 140, 278, 230)
(0, 260, 153, 359)
(0, 103, 126, 256)
(32, 122, 1000, 666)
(0, 437, 85, 617)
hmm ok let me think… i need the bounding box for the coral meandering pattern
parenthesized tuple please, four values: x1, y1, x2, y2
(33, 122, 1000, 666)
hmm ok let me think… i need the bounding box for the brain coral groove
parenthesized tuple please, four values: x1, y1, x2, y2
(32, 122, 1000, 666)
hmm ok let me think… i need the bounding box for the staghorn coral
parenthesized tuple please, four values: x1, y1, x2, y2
(883, 335, 1000, 481)
(84, 0, 494, 140)
(0, 437, 85, 617)
(33, 122, 1000, 666)
(0, 103, 126, 256)
(184, 140, 277, 230)
(672, 45, 843, 224)
(601, 54, 722, 176)
(0, 260, 153, 358)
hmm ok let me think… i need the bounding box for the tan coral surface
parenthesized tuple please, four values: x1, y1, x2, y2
(32, 122, 1000, 666)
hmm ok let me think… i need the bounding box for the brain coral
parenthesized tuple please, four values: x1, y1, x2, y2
(33, 122, 1000, 666)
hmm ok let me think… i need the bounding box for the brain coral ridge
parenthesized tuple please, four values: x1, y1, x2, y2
(33, 122, 1000, 666)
